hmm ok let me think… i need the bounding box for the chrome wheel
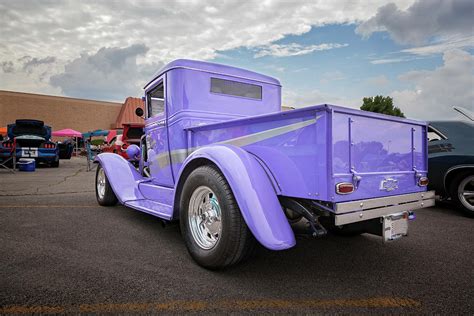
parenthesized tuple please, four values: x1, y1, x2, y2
(458, 175, 474, 211)
(188, 186, 222, 250)
(97, 168, 106, 200)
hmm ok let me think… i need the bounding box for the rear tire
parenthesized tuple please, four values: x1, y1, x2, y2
(450, 172, 474, 218)
(179, 165, 256, 269)
(95, 164, 118, 206)
(50, 160, 59, 168)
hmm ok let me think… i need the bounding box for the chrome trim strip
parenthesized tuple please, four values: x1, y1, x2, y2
(428, 125, 448, 140)
(154, 117, 319, 168)
(335, 191, 435, 214)
(335, 196, 435, 225)
(333, 170, 428, 177)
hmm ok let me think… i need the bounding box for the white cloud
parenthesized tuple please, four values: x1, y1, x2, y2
(370, 58, 408, 65)
(319, 70, 346, 84)
(356, 0, 473, 46)
(367, 75, 389, 86)
(400, 35, 474, 56)
(392, 49, 474, 120)
(283, 88, 360, 110)
(50, 44, 162, 101)
(254, 43, 348, 58)
(0, 0, 414, 99)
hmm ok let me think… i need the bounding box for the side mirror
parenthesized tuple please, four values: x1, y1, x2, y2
(135, 107, 144, 117)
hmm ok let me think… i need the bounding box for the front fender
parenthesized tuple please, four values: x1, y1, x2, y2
(95, 153, 145, 203)
(177, 145, 295, 250)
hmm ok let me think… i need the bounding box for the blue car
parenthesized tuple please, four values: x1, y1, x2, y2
(0, 119, 59, 167)
(428, 120, 474, 217)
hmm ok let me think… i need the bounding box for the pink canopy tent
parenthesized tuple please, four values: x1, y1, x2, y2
(52, 129, 82, 156)
(52, 128, 83, 138)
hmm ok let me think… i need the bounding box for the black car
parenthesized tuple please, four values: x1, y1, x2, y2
(428, 121, 474, 217)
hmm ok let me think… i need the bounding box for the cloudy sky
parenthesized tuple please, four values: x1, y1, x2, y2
(0, 0, 472, 120)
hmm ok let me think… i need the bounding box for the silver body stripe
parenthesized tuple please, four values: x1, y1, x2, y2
(153, 116, 320, 169)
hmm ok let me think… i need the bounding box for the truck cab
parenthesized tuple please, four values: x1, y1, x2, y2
(95, 59, 435, 269)
(141, 59, 281, 186)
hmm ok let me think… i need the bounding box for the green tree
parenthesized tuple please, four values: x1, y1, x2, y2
(360, 95, 405, 118)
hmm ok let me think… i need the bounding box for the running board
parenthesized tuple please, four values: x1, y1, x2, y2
(124, 200, 173, 221)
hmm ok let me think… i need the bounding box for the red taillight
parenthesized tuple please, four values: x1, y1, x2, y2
(336, 182, 354, 194)
(418, 177, 429, 186)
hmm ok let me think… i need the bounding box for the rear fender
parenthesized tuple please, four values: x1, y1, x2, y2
(176, 145, 295, 250)
(95, 153, 145, 203)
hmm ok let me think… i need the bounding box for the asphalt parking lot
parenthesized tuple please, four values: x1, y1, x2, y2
(1, 158, 473, 314)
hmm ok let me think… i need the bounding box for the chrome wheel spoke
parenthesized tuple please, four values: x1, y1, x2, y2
(459, 175, 474, 210)
(188, 186, 222, 250)
(97, 168, 106, 199)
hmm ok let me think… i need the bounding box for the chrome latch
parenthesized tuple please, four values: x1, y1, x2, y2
(351, 169, 362, 189)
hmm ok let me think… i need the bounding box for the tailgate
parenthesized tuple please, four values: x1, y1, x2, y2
(330, 108, 428, 202)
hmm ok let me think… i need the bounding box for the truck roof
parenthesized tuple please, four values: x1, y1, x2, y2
(144, 59, 281, 89)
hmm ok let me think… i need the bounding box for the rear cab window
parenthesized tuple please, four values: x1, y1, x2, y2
(210, 77, 262, 100)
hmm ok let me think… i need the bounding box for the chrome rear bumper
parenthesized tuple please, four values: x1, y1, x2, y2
(334, 191, 435, 226)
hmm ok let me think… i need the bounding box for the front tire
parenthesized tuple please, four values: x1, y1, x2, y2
(450, 173, 474, 218)
(95, 164, 118, 206)
(179, 165, 255, 269)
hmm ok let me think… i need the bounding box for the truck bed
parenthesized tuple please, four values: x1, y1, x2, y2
(186, 104, 428, 204)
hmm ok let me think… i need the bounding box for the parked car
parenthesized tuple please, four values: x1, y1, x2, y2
(94, 59, 434, 269)
(0, 119, 59, 167)
(102, 123, 144, 159)
(428, 121, 474, 217)
(57, 138, 74, 159)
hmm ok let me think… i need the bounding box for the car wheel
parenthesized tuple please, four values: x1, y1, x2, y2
(50, 160, 59, 168)
(95, 164, 118, 206)
(179, 165, 256, 269)
(450, 173, 474, 218)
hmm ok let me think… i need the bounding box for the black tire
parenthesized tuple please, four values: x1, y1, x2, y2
(449, 172, 474, 218)
(50, 160, 59, 168)
(179, 165, 256, 269)
(95, 164, 118, 206)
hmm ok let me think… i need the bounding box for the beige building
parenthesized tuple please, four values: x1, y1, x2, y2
(0, 90, 122, 132)
(0, 90, 294, 134)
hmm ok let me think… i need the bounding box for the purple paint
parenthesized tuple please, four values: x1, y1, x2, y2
(96, 59, 433, 251)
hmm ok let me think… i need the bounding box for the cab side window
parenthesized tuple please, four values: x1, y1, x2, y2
(147, 82, 164, 118)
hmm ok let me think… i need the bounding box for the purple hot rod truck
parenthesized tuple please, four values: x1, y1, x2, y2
(95, 59, 435, 269)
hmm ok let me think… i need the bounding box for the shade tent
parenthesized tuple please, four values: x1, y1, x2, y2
(52, 128, 83, 157)
(52, 128, 83, 138)
(82, 130, 109, 138)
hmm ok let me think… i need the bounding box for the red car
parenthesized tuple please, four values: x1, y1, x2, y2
(103, 123, 144, 159)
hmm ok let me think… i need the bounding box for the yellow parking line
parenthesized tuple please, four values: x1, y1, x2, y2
(0, 297, 421, 314)
(0, 205, 98, 208)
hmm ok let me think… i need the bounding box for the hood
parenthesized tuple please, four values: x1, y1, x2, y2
(7, 119, 51, 140)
